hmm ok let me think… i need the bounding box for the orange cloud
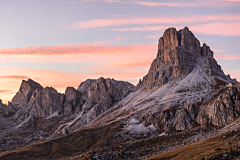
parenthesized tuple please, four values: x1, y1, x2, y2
(0, 76, 30, 79)
(0, 67, 88, 103)
(109, 61, 152, 70)
(0, 43, 154, 55)
(66, 14, 240, 29)
(0, 90, 12, 93)
(0, 42, 106, 55)
(0, 51, 155, 103)
(0, 41, 157, 104)
(0, 43, 156, 64)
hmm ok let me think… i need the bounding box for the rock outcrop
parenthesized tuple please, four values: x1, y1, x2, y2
(77, 79, 96, 101)
(5, 102, 16, 115)
(13, 87, 64, 123)
(84, 78, 135, 118)
(11, 79, 43, 106)
(62, 87, 84, 116)
(0, 99, 6, 108)
(141, 27, 237, 89)
(63, 77, 135, 130)
(171, 83, 240, 130)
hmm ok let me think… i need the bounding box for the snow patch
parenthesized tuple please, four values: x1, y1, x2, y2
(173, 65, 211, 93)
(124, 123, 157, 134)
(45, 110, 59, 119)
(129, 118, 139, 124)
(159, 131, 167, 136)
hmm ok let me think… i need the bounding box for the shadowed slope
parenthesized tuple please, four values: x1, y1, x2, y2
(0, 122, 121, 160)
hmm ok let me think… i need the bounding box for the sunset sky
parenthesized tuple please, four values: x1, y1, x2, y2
(0, 0, 240, 103)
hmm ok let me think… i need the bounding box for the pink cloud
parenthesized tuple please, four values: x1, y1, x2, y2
(66, 14, 240, 29)
(225, 0, 240, 1)
(222, 68, 240, 82)
(215, 54, 240, 60)
(190, 22, 240, 36)
(212, 49, 228, 53)
(131, 1, 198, 7)
(228, 70, 240, 82)
(112, 26, 170, 31)
(62, 0, 240, 7)
(112, 22, 240, 37)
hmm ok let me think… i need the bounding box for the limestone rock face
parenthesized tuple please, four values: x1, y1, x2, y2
(201, 43, 213, 57)
(13, 87, 64, 122)
(5, 102, 16, 115)
(63, 87, 84, 116)
(171, 83, 240, 130)
(11, 79, 43, 106)
(141, 27, 236, 89)
(58, 77, 135, 131)
(180, 27, 201, 54)
(196, 83, 240, 127)
(77, 79, 96, 101)
(84, 77, 135, 118)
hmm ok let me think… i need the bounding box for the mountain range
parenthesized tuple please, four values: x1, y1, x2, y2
(0, 27, 239, 160)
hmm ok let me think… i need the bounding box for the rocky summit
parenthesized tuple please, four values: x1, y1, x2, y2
(140, 27, 237, 89)
(0, 27, 239, 160)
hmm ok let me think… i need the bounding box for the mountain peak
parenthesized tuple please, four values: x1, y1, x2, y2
(157, 27, 202, 59)
(141, 27, 236, 89)
(11, 78, 43, 106)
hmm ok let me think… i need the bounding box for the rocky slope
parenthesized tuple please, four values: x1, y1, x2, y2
(55, 77, 135, 132)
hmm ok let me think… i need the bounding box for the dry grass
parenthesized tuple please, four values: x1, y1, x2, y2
(146, 131, 238, 160)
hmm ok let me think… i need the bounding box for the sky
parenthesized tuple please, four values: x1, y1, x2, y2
(0, 0, 240, 104)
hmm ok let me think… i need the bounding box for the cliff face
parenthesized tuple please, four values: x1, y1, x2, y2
(63, 87, 84, 116)
(13, 87, 64, 123)
(9, 77, 135, 132)
(64, 77, 135, 130)
(84, 77, 135, 118)
(171, 83, 240, 130)
(11, 79, 43, 106)
(141, 27, 236, 89)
